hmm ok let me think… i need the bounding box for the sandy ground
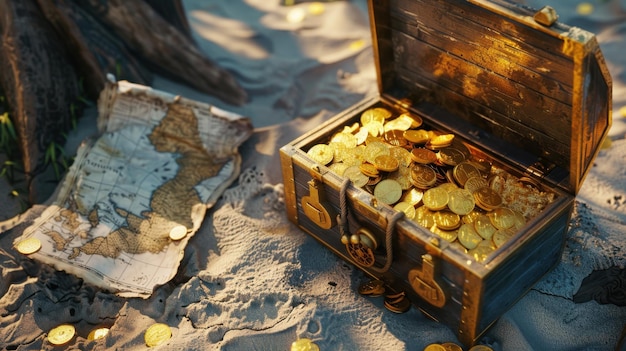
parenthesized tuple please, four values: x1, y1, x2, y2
(1, 0, 625, 350)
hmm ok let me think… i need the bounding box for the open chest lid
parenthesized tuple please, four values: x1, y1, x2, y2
(369, 0, 612, 194)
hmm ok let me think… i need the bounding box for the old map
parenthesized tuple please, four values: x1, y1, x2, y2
(14, 80, 252, 297)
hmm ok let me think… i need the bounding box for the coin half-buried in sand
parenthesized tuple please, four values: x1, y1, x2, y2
(48, 324, 75, 345)
(144, 323, 172, 347)
(15, 237, 42, 255)
(291, 337, 321, 351)
(87, 327, 110, 340)
(169, 225, 188, 241)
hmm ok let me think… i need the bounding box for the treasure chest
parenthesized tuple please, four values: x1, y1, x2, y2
(279, 0, 611, 346)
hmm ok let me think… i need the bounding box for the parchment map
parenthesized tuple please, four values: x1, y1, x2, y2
(14, 80, 253, 297)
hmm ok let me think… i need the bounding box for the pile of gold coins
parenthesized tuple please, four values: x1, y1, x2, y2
(306, 106, 556, 262)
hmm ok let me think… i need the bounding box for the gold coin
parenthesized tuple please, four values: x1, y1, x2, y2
(410, 147, 437, 164)
(423, 186, 449, 211)
(307, 144, 333, 165)
(15, 237, 42, 255)
(144, 323, 172, 347)
(474, 214, 497, 240)
(441, 342, 464, 351)
(359, 162, 379, 177)
(330, 132, 358, 149)
(437, 147, 466, 166)
(384, 115, 413, 131)
(429, 134, 455, 147)
(437, 182, 459, 193)
(354, 127, 369, 145)
(373, 179, 402, 205)
(383, 129, 407, 146)
(473, 186, 502, 210)
(458, 223, 483, 250)
(492, 227, 517, 248)
(402, 188, 424, 206)
(169, 225, 188, 240)
(413, 206, 436, 228)
(291, 338, 320, 351)
(434, 210, 461, 230)
(328, 162, 349, 176)
(448, 188, 475, 216)
(403, 129, 430, 144)
(387, 167, 412, 190)
(389, 146, 412, 167)
(453, 162, 482, 186)
(48, 324, 75, 345)
(462, 209, 483, 224)
(344, 165, 369, 188)
(468, 240, 495, 263)
(399, 112, 422, 128)
(488, 207, 516, 229)
(361, 107, 391, 125)
(431, 225, 458, 242)
(362, 121, 384, 137)
(469, 344, 495, 351)
(394, 201, 416, 220)
(511, 210, 526, 229)
(410, 164, 437, 189)
(464, 176, 488, 194)
(424, 344, 447, 351)
(87, 327, 110, 340)
(364, 141, 389, 164)
(374, 154, 399, 172)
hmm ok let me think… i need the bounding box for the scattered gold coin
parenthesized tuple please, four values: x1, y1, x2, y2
(576, 2, 594, 15)
(15, 237, 42, 255)
(291, 337, 320, 351)
(144, 323, 172, 347)
(87, 327, 110, 340)
(308, 2, 325, 15)
(169, 225, 188, 241)
(48, 324, 75, 345)
(469, 344, 495, 351)
(424, 344, 447, 351)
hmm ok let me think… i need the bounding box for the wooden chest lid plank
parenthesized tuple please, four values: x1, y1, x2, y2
(369, 0, 612, 193)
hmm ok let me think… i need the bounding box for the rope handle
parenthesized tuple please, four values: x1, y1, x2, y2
(337, 178, 404, 273)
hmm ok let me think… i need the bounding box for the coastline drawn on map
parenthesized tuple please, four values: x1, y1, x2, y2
(13, 79, 253, 298)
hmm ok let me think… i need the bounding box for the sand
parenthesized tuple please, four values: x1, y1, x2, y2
(1, 0, 625, 350)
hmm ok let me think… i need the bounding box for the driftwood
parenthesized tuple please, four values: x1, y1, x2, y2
(0, 0, 247, 206)
(0, 0, 81, 203)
